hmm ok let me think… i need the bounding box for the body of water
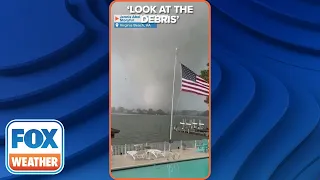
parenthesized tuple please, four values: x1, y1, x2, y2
(111, 114, 209, 145)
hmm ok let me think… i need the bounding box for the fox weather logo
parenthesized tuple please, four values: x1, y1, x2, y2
(5, 119, 65, 175)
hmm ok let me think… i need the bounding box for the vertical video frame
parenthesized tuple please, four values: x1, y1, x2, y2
(109, 0, 210, 178)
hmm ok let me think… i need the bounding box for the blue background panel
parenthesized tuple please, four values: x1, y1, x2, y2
(211, 0, 320, 179)
(0, 0, 319, 180)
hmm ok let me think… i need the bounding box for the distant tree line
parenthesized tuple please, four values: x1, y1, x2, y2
(200, 63, 209, 104)
(111, 107, 209, 116)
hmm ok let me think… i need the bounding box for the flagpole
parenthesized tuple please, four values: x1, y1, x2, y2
(169, 47, 178, 151)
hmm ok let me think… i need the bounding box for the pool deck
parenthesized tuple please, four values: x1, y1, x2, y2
(111, 148, 209, 170)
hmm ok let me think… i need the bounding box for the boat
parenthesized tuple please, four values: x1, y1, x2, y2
(111, 128, 120, 138)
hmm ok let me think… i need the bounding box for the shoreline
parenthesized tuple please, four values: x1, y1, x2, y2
(111, 113, 208, 117)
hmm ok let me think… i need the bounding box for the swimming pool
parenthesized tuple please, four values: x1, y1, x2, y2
(111, 158, 209, 178)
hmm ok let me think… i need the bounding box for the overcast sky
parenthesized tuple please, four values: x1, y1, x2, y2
(111, 2, 209, 111)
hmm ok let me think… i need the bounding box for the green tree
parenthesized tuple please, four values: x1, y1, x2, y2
(200, 63, 209, 104)
(156, 109, 166, 115)
(147, 108, 154, 114)
(137, 108, 143, 114)
(117, 106, 125, 113)
(201, 110, 209, 116)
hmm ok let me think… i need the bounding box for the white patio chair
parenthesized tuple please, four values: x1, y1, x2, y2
(126, 150, 147, 160)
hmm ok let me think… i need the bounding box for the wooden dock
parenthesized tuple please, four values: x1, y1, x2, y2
(111, 148, 209, 171)
(174, 128, 209, 137)
(173, 119, 209, 137)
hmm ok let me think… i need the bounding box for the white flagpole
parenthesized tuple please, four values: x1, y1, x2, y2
(169, 47, 178, 151)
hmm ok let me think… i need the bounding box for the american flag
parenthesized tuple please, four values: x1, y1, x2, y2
(180, 63, 209, 96)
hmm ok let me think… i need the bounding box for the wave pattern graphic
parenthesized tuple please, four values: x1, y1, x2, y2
(0, 0, 109, 179)
(211, 0, 320, 179)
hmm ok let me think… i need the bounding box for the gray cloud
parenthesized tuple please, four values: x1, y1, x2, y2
(111, 2, 209, 111)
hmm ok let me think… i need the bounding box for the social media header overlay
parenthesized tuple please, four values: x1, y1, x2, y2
(114, 22, 157, 29)
(5, 119, 65, 175)
(114, 15, 178, 24)
(113, 5, 194, 28)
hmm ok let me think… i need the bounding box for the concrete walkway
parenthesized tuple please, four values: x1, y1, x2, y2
(111, 148, 209, 170)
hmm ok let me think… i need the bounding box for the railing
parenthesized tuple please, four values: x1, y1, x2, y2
(111, 139, 206, 156)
